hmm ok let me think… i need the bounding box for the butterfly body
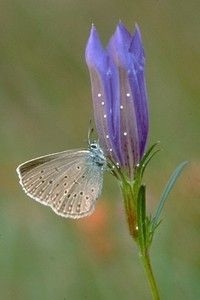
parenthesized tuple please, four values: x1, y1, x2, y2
(16, 143, 107, 218)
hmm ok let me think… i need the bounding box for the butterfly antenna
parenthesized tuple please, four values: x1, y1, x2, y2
(87, 120, 94, 146)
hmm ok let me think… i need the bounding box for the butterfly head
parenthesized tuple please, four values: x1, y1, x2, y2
(89, 143, 106, 169)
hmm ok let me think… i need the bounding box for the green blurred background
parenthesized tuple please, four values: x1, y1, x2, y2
(0, 0, 199, 299)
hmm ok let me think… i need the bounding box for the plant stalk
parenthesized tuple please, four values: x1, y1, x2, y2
(120, 177, 160, 300)
(139, 249, 160, 300)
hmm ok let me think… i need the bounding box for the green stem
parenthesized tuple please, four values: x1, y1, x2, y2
(120, 175, 160, 299)
(139, 249, 160, 300)
(120, 181, 138, 239)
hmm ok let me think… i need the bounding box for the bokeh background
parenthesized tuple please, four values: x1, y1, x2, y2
(0, 0, 199, 299)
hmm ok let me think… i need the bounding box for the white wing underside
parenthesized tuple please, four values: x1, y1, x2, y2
(16, 149, 104, 218)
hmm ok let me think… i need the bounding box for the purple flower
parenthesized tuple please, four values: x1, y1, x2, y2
(85, 22, 149, 179)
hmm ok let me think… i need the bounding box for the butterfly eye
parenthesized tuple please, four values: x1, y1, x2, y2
(90, 144, 97, 149)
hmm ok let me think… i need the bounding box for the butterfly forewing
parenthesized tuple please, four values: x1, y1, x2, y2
(17, 148, 105, 218)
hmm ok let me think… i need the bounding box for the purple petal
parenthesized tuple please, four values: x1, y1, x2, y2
(107, 24, 145, 175)
(85, 26, 121, 163)
(130, 25, 149, 156)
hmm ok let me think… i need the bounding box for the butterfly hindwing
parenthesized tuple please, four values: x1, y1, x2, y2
(52, 161, 104, 218)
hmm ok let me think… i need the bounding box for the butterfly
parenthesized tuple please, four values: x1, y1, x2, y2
(16, 143, 107, 219)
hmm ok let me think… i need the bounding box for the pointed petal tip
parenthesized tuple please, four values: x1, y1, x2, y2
(117, 20, 126, 30)
(116, 21, 130, 36)
(116, 22, 141, 40)
(129, 23, 145, 60)
(133, 23, 142, 41)
(85, 24, 107, 71)
(85, 24, 102, 56)
(88, 23, 98, 40)
(110, 21, 132, 49)
(134, 23, 140, 31)
(90, 23, 97, 34)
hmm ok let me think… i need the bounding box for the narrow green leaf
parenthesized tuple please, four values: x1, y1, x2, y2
(137, 185, 146, 251)
(139, 142, 159, 168)
(141, 148, 160, 177)
(152, 161, 188, 230)
(136, 142, 160, 178)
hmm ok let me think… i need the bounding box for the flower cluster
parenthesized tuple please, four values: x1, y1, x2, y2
(85, 22, 149, 179)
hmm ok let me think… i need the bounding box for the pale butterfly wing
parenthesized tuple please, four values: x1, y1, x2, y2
(17, 149, 105, 218)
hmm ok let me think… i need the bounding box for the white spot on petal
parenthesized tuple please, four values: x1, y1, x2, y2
(120, 105, 123, 109)
(123, 132, 127, 136)
(98, 93, 102, 97)
(101, 101, 105, 105)
(106, 135, 109, 139)
(103, 114, 107, 118)
(109, 148, 112, 152)
(126, 93, 130, 97)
